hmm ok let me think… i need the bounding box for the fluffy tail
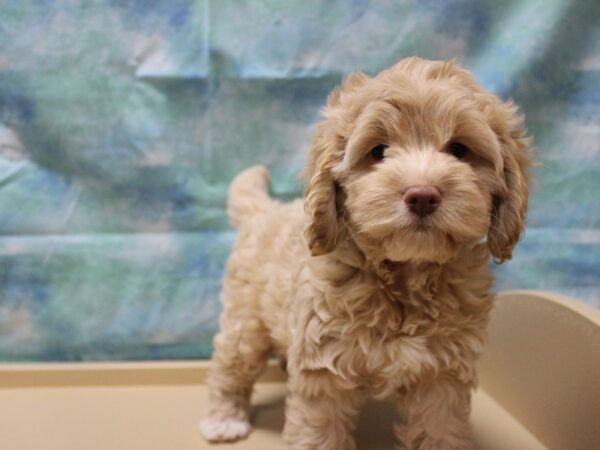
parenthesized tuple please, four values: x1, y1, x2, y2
(228, 165, 274, 228)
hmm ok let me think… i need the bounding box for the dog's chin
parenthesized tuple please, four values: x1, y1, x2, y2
(381, 228, 455, 263)
(353, 210, 489, 264)
(372, 215, 477, 264)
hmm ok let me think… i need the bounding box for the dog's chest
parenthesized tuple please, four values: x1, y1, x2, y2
(350, 332, 434, 395)
(294, 261, 490, 395)
(302, 292, 441, 394)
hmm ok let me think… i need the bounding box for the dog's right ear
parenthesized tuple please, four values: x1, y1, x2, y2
(304, 131, 339, 256)
(304, 72, 369, 256)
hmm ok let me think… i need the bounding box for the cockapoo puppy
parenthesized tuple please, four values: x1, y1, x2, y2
(200, 57, 532, 450)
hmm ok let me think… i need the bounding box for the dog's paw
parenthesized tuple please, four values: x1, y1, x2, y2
(199, 417, 251, 442)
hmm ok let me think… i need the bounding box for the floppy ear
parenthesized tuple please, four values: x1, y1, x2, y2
(304, 72, 369, 256)
(304, 132, 339, 256)
(486, 100, 533, 262)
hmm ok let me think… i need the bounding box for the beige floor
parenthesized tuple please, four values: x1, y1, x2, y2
(0, 380, 544, 450)
(1, 290, 599, 450)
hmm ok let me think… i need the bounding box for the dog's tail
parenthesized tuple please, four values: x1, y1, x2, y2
(228, 165, 275, 228)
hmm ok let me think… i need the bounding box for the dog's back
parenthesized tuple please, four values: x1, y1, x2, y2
(224, 165, 307, 353)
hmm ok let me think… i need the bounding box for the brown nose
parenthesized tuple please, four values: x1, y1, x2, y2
(403, 186, 441, 217)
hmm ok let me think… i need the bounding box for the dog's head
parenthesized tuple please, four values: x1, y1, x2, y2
(305, 57, 532, 264)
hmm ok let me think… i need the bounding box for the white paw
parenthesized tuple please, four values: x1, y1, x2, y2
(199, 417, 252, 442)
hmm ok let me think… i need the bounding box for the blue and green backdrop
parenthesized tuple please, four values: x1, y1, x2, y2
(0, 0, 598, 361)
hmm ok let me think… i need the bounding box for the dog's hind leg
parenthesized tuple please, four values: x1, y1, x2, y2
(199, 285, 271, 442)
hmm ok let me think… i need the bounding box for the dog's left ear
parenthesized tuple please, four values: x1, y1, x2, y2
(304, 72, 369, 256)
(486, 100, 533, 262)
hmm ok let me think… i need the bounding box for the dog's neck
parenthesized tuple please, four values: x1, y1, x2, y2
(320, 231, 491, 310)
(308, 232, 493, 338)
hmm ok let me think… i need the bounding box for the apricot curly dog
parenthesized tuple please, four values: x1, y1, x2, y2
(201, 57, 532, 450)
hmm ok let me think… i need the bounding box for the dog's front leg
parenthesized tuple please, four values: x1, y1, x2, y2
(397, 372, 474, 450)
(283, 369, 362, 450)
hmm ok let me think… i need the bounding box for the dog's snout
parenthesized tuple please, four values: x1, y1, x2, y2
(403, 186, 441, 217)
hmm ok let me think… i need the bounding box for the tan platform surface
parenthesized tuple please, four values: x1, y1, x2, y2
(0, 381, 544, 450)
(1, 291, 599, 450)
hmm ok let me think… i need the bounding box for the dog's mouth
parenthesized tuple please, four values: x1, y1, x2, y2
(375, 215, 459, 264)
(403, 215, 437, 232)
(413, 221, 432, 232)
(400, 216, 458, 242)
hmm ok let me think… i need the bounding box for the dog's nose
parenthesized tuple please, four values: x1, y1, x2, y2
(403, 186, 441, 217)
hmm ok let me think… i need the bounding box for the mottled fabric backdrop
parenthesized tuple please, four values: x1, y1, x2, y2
(0, 0, 598, 361)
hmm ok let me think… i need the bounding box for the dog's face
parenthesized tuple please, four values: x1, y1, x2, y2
(305, 58, 532, 264)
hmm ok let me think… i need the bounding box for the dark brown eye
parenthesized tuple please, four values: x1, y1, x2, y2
(448, 142, 469, 159)
(371, 144, 388, 161)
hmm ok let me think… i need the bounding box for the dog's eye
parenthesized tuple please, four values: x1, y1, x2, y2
(371, 144, 388, 161)
(448, 142, 469, 159)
